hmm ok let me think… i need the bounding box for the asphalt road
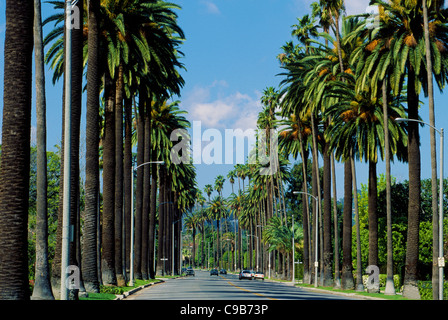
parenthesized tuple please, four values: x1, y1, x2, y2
(125, 269, 357, 300)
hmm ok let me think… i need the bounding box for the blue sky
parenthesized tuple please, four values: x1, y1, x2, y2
(1, 0, 447, 202)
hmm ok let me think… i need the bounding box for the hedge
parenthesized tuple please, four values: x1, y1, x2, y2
(417, 281, 448, 300)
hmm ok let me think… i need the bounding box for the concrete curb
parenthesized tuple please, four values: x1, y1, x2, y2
(116, 276, 186, 300)
(114, 280, 165, 300)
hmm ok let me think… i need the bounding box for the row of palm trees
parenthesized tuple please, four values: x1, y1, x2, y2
(0, 0, 197, 300)
(182, 0, 448, 299)
(276, 0, 447, 299)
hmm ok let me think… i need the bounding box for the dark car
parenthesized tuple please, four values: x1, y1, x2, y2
(210, 269, 219, 276)
(219, 269, 227, 274)
(185, 269, 195, 276)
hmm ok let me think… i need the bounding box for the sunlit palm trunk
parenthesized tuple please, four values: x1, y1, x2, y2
(382, 79, 395, 295)
(422, 0, 439, 300)
(351, 155, 363, 292)
(403, 68, 421, 299)
(32, 0, 54, 300)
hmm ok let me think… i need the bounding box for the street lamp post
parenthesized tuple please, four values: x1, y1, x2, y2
(129, 161, 164, 286)
(395, 118, 445, 300)
(294, 191, 319, 287)
(292, 215, 295, 284)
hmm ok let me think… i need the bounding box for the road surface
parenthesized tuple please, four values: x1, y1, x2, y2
(125, 269, 357, 300)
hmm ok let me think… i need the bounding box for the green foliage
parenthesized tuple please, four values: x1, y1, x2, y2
(28, 146, 62, 280)
(417, 281, 448, 300)
(100, 285, 126, 295)
(352, 175, 448, 282)
(359, 274, 401, 290)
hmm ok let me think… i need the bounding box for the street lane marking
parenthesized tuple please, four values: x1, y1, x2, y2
(221, 276, 278, 300)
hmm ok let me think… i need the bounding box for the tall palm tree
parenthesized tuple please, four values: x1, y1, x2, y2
(82, 0, 101, 294)
(102, 66, 117, 285)
(208, 195, 226, 268)
(185, 211, 201, 267)
(0, 0, 34, 300)
(422, 0, 445, 299)
(204, 184, 213, 203)
(361, 0, 448, 298)
(31, 0, 54, 300)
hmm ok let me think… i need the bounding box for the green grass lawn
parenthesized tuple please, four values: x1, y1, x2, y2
(79, 278, 163, 301)
(296, 283, 409, 300)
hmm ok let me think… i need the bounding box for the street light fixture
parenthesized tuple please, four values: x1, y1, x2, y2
(294, 191, 319, 287)
(395, 117, 445, 300)
(129, 161, 164, 286)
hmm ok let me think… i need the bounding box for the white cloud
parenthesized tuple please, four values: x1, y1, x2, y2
(182, 82, 262, 131)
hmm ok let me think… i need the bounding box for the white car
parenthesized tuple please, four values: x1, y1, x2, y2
(254, 271, 264, 280)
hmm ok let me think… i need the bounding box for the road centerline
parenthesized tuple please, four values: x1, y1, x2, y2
(223, 277, 278, 301)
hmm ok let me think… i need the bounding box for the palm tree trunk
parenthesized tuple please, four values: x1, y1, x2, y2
(382, 79, 395, 295)
(81, 0, 100, 294)
(124, 97, 132, 282)
(341, 160, 354, 290)
(31, 0, 54, 300)
(101, 72, 117, 286)
(402, 67, 421, 299)
(134, 100, 145, 280)
(351, 155, 364, 292)
(310, 113, 324, 285)
(114, 64, 125, 286)
(52, 78, 65, 297)
(331, 153, 341, 289)
(156, 167, 166, 276)
(141, 99, 151, 280)
(68, 0, 84, 299)
(367, 160, 379, 293)
(0, 0, 33, 300)
(422, 0, 439, 300)
(323, 136, 333, 286)
(148, 162, 158, 279)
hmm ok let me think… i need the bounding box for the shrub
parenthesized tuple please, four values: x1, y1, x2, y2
(100, 285, 125, 295)
(355, 273, 401, 290)
(417, 281, 448, 300)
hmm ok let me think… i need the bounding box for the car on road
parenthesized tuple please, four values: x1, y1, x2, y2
(239, 270, 253, 280)
(219, 269, 227, 274)
(254, 271, 264, 280)
(210, 269, 219, 276)
(185, 269, 195, 276)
